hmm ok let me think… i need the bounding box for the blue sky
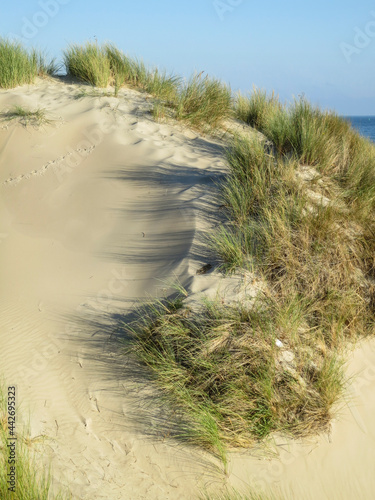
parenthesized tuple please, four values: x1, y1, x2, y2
(1, 0, 374, 114)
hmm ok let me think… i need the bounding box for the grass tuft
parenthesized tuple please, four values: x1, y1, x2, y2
(0, 39, 58, 89)
(105, 44, 138, 95)
(33, 51, 60, 77)
(66, 42, 229, 130)
(0, 39, 37, 89)
(1, 106, 49, 127)
(64, 42, 111, 87)
(0, 380, 70, 499)
(128, 290, 345, 463)
(174, 73, 232, 129)
(235, 88, 281, 131)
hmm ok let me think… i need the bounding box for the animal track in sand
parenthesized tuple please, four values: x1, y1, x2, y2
(91, 398, 101, 413)
(2, 145, 96, 186)
(89, 390, 101, 413)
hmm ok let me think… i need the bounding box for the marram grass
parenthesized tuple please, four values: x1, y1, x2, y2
(1, 39, 375, 488)
(174, 73, 232, 129)
(129, 91, 374, 467)
(1, 106, 49, 127)
(64, 42, 111, 87)
(64, 42, 231, 129)
(128, 291, 345, 466)
(0, 39, 58, 89)
(0, 39, 36, 88)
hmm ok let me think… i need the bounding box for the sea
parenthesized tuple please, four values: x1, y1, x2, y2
(344, 116, 375, 143)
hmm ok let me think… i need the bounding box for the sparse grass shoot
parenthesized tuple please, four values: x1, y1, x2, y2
(0, 381, 70, 499)
(1, 106, 49, 127)
(33, 51, 60, 77)
(74, 88, 114, 99)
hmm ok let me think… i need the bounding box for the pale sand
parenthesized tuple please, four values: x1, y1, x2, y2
(0, 78, 374, 499)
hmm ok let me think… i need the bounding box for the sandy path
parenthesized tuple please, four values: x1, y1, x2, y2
(1, 78, 375, 499)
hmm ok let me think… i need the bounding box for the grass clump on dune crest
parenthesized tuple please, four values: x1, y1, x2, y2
(0, 39, 36, 88)
(0, 39, 59, 89)
(106, 44, 180, 100)
(105, 45, 231, 128)
(65, 42, 180, 101)
(106, 43, 236, 125)
(105, 44, 137, 93)
(235, 90, 375, 238)
(236, 90, 375, 202)
(141, 66, 180, 102)
(64, 42, 111, 87)
(236, 88, 281, 131)
(66, 42, 230, 129)
(174, 73, 232, 129)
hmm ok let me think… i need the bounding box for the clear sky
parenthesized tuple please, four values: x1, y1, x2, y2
(1, 0, 374, 115)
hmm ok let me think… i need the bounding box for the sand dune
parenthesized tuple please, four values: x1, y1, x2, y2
(1, 78, 375, 499)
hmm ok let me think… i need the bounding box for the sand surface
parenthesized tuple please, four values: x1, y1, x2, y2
(1, 78, 375, 499)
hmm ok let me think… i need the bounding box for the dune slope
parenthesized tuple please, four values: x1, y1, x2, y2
(0, 78, 229, 499)
(1, 79, 375, 500)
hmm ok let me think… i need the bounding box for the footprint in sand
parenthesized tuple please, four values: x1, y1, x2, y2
(88, 391, 101, 413)
(80, 416, 98, 439)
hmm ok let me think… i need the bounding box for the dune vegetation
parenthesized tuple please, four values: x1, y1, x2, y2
(126, 83, 375, 463)
(1, 106, 49, 127)
(0, 381, 69, 500)
(130, 89, 375, 463)
(0, 39, 59, 89)
(63, 41, 232, 129)
(1, 38, 375, 490)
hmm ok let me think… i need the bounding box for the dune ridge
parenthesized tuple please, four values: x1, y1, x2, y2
(1, 78, 375, 499)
